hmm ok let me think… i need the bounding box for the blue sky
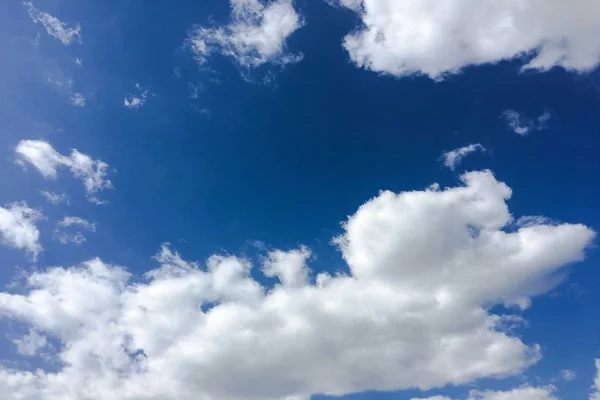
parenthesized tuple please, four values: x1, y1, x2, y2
(0, 1, 600, 399)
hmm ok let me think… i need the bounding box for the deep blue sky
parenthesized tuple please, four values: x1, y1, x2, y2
(0, 1, 600, 399)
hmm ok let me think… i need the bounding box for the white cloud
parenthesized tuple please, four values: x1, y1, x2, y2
(590, 359, 600, 400)
(13, 329, 47, 356)
(124, 83, 152, 109)
(467, 385, 558, 400)
(15, 140, 113, 202)
(75, 57, 83, 67)
(413, 385, 558, 400)
(559, 369, 576, 382)
(441, 144, 486, 171)
(54, 216, 96, 245)
(24, 1, 81, 45)
(188, 0, 304, 68)
(0, 202, 43, 259)
(501, 110, 551, 136)
(338, 0, 600, 79)
(40, 191, 68, 205)
(0, 170, 595, 399)
(70, 93, 86, 107)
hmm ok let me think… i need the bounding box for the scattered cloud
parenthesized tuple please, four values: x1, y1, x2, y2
(70, 92, 86, 107)
(591, 359, 600, 400)
(0, 202, 43, 259)
(559, 369, 577, 382)
(187, 0, 304, 68)
(40, 191, 69, 205)
(501, 110, 551, 136)
(75, 57, 83, 67)
(13, 329, 48, 356)
(0, 170, 595, 399)
(15, 140, 113, 202)
(24, 1, 81, 45)
(337, 0, 600, 79)
(54, 216, 96, 245)
(124, 83, 153, 109)
(441, 143, 486, 171)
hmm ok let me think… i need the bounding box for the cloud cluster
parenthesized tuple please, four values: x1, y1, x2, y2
(502, 110, 552, 136)
(54, 216, 96, 245)
(441, 144, 486, 171)
(15, 140, 113, 202)
(0, 202, 43, 259)
(24, 1, 81, 45)
(188, 0, 303, 68)
(338, 0, 600, 79)
(0, 171, 594, 399)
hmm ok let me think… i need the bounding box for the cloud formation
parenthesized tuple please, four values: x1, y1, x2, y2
(501, 110, 552, 136)
(0, 170, 594, 399)
(15, 140, 113, 202)
(0, 202, 43, 259)
(188, 0, 303, 68)
(441, 144, 486, 171)
(54, 216, 96, 245)
(24, 1, 81, 45)
(338, 0, 600, 79)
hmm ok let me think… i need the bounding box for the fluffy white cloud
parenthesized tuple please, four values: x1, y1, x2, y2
(54, 216, 96, 245)
(441, 144, 485, 171)
(338, 0, 600, 79)
(501, 110, 552, 136)
(71, 93, 86, 107)
(188, 0, 303, 68)
(0, 202, 42, 259)
(590, 359, 600, 400)
(124, 83, 152, 109)
(40, 191, 68, 205)
(15, 140, 113, 202)
(13, 329, 48, 356)
(0, 170, 595, 400)
(24, 1, 81, 45)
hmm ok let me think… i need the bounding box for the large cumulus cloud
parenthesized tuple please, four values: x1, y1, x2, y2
(0, 170, 595, 399)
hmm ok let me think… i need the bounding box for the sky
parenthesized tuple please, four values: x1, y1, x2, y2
(0, 0, 600, 399)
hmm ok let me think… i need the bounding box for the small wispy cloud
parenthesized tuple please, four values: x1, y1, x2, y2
(24, 1, 81, 45)
(124, 83, 154, 109)
(54, 216, 96, 245)
(16, 139, 113, 203)
(75, 57, 83, 67)
(40, 191, 69, 205)
(440, 143, 485, 171)
(71, 93, 86, 107)
(559, 369, 577, 382)
(501, 109, 552, 136)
